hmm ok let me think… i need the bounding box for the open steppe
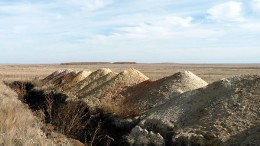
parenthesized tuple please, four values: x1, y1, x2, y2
(1, 63, 260, 82)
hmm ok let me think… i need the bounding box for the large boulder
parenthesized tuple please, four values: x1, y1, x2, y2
(126, 126, 165, 146)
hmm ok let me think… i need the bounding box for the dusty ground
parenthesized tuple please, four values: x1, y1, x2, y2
(1, 63, 260, 82)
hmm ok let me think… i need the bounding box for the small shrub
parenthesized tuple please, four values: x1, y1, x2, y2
(52, 101, 89, 137)
(99, 100, 141, 118)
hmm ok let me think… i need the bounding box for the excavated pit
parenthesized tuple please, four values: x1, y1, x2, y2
(7, 81, 136, 146)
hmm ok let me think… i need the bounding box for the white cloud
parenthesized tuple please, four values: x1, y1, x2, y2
(13, 26, 27, 34)
(64, 0, 112, 11)
(251, 0, 260, 13)
(88, 16, 225, 43)
(0, 4, 36, 14)
(165, 16, 193, 27)
(207, 1, 244, 22)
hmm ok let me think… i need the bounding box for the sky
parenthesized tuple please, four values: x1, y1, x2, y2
(0, 0, 259, 64)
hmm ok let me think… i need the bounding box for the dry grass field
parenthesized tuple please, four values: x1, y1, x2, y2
(1, 63, 260, 82)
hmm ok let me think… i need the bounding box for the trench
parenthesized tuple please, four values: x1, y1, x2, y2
(6, 81, 138, 146)
(6, 81, 206, 146)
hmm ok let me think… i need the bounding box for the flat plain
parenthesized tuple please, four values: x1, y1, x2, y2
(1, 63, 260, 82)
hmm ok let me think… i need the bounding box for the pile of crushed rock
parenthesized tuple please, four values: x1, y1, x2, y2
(123, 71, 208, 110)
(132, 74, 260, 145)
(41, 68, 259, 145)
(42, 69, 207, 112)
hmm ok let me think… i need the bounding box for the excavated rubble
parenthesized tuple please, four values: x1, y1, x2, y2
(139, 74, 260, 145)
(123, 71, 208, 111)
(66, 68, 113, 95)
(39, 69, 260, 146)
(59, 70, 92, 90)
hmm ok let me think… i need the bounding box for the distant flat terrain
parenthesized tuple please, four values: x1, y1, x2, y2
(1, 63, 260, 82)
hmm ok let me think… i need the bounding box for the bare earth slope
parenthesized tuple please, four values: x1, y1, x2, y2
(78, 71, 118, 98)
(141, 74, 260, 145)
(42, 69, 74, 85)
(80, 68, 149, 108)
(52, 71, 78, 86)
(59, 70, 92, 90)
(41, 70, 63, 84)
(67, 68, 112, 95)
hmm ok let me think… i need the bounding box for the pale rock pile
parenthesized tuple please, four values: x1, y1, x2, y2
(123, 71, 208, 111)
(41, 69, 208, 113)
(59, 70, 92, 90)
(67, 68, 112, 95)
(41, 70, 63, 84)
(51, 70, 78, 86)
(78, 72, 118, 98)
(126, 126, 165, 146)
(137, 74, 260, 145)
(81, 68, 149, 108)
(41, 68, 150, 109)
(41, 69, 76, 85)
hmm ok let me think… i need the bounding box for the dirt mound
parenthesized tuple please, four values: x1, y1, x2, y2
(51, 70, 78, 86)
(78, 72, 118, 97)
(43, 69, 75, 85)
(59, 70, 92, 90)
(66, 68, 112, 94)
(41, 70, 63, 84)
(140, 74, 260, 145)
(80, 68, 149, 108)
(123, 71, 208, 110)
